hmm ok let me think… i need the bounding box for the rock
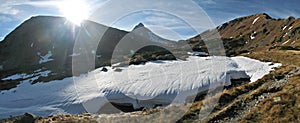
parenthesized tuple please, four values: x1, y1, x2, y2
(101, 67, 108, 72)
(17, 112, 36, 123)
(114, 68, 122, 72)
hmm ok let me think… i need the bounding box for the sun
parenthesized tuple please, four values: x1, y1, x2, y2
(57, 0, 90, 25)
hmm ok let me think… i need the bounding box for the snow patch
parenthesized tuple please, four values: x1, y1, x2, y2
(1, 70, 51, 81)
(164, 54, 172, 57)
(38, 52, 54, 64)
(2, 73, 27, 81)
(0, 56, 280, 118)
(252, 17, 260, 24)
(250, 31, 256, 39)
(187, 51, 208, 56)
(282, 25, 287, 30)
(96, 55, 102, 58)
(288, 26, 293, 30)
(283, 33, 288, 37)
(282, 39, 290, 45)
(232, 56, 281, 82)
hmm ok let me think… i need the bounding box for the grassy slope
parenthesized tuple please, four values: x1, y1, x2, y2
(176, 49, 300, 122)
(238, 49, 300, 123)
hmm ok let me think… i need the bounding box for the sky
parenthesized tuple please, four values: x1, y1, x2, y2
(0, 0, 300, 41)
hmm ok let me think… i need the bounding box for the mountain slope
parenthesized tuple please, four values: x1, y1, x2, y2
(188, 13, 300, 56)
(0, 16, 175, 91)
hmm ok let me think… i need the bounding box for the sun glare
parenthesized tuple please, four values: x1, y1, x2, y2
(57, 0, 90, 25)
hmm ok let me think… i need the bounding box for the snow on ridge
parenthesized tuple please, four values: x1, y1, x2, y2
(252, 17, 260, 24)
(0, 56, 280, 118)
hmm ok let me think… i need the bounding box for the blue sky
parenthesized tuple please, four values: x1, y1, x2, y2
(0, 0, 300, 41)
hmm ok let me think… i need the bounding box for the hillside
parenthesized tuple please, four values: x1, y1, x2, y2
(188, 13, 300, 56)
(0, 16, 176, 91)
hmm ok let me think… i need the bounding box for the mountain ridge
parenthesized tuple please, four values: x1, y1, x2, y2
(1, 13, 300, 87)
(1, 13, 300, 122)
(188, 13, 300, 56)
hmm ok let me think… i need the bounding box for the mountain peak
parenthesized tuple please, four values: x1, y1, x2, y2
(251, 13, 272, 19)
(133, 23, 145, 30)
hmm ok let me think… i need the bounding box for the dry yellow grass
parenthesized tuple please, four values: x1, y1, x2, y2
(242, 49, 300, 67)
(240, 73, 300, 123)
(238, 49, 300, 123)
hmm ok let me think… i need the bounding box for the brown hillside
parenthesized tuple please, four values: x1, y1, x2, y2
(188, 13, 300, 56)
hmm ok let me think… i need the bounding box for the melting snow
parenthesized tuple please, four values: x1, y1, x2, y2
(38, 52, 54, 64)
(282, 26, 287, 30)
(282, 39, 290, 45)
(0, 56, 281, 118)
(232, 56, 281, 82)
(250, 31, 256, 39)
(2, 73, 28, 81)
(252, 17, 260, 24)
(1, 70, 51, 81)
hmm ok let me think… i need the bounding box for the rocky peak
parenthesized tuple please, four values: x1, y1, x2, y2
(133, 23, 145, 30)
